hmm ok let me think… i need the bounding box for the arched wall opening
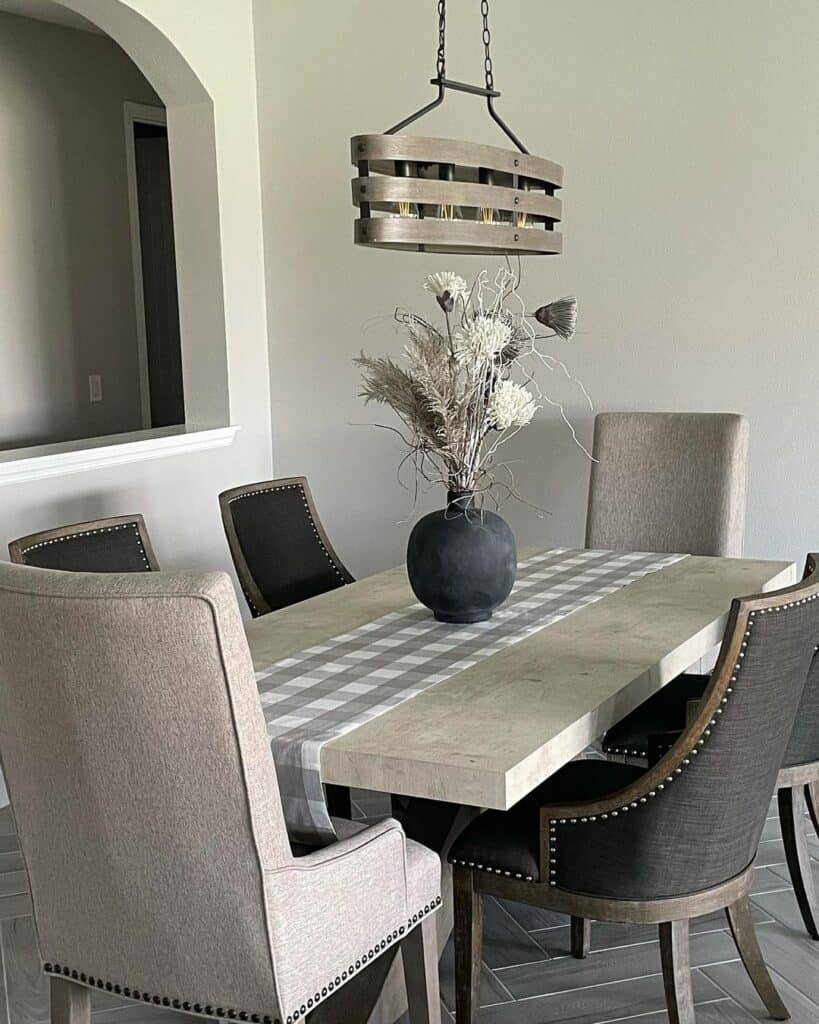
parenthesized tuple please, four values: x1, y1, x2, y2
(6, 0, 230, 449)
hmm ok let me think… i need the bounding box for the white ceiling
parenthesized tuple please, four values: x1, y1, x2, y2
(0, 0, 101, 33)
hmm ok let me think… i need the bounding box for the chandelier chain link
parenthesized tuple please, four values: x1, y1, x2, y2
(481, 0, 494, 92)
(433, 0, 496, 91)
(436, 0, 447, 81)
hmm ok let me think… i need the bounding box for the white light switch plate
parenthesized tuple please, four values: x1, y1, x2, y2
(88, 375, 102, 403)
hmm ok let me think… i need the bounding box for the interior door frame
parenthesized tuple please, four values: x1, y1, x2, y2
(124, 101, 168, 429)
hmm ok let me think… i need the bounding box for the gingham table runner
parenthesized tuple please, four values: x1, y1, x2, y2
(255, 547, 687, 843)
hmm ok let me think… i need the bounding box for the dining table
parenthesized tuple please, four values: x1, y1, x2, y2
(244, 548, 796, 1024)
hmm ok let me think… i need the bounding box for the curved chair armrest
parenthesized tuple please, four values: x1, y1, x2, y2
(263, 819, 413, 1019)
(289, 817, 406, 870)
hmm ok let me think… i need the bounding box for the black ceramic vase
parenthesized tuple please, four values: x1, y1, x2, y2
(406, 491, 517, 623)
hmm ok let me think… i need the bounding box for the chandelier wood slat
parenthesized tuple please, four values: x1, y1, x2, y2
(350, 0, 565, 257)
(351, 176, 562, 224)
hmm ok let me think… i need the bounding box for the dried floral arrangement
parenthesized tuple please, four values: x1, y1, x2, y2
(355, 267, 591, 509)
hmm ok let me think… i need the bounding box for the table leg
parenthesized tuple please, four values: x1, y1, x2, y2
(324, 784, 353, 819)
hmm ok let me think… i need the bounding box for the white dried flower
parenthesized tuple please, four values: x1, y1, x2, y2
(486, 380, 537, 430)
(457, 315, 513, 361)
(424, 272, 469, 311)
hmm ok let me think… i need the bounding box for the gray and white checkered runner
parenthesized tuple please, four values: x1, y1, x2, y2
(255, 547, 687, 843)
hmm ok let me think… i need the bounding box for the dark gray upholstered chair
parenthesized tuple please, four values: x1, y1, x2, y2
(586, 412, 749, 557)
(605, 553, 819, 941)
(448, 566, 819, 1024)
(9, 515, 159, 572)
(220, 476, 353, 618)
(0, 563, 442, 1024)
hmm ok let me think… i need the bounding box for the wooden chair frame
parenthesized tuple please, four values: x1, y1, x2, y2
(454, 567, 819, 1024)
(219, 476, 353, 618)
(8, 515, 159, 572)
(604, 554, 819, 945)
(777, 767, 819, 940)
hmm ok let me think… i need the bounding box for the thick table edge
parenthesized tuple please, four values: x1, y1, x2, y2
(319, 558, 798, 808)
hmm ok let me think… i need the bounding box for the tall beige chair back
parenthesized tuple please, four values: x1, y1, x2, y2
(0, 563, 440, 1024)
(586, 412, 749, 557)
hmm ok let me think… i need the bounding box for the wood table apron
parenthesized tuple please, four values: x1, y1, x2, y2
(245, 553, 795, 1024)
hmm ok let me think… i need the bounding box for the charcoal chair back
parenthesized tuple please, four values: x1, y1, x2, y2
(8, 515, 159, 572)
(219, 476, 353, 617)
(783, 553, 819, 769)
(545, 565, 819, 901)
(585, 412, 749, 556)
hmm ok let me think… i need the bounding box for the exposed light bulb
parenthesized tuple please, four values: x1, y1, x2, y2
(479, 167, 497, 224)
(515, 177, 534, 228)
(393, 159, 420, 219)
(436, 163, 462, 221)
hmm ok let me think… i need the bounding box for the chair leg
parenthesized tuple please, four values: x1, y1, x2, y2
(658, 920, 696, 1024)
(571, 915, 591, 958)
(806, 781, 819, 838)
(726, 895, 789, 1020)
(401, 914, 441, 1024)
(453, 867, 483, 1024)
(50, 978, 90, 1024)
(778, 785, 819, 940)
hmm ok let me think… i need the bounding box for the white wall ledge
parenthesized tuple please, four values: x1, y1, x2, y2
(0, 425, 240, 485)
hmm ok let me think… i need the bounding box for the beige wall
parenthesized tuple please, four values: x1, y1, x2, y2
(255, 0, 819, 576)
(0, 12, 160, 449)
(0, 0, 272, 582)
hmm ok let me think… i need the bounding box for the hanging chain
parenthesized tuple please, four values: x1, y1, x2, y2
(481, 0, 494, 92)
(434, 0, 494, 91)
(436, 0, 447, 80)
(387, 0, 527, 150)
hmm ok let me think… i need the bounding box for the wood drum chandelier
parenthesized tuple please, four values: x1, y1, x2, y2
(351, 0, 563, 257)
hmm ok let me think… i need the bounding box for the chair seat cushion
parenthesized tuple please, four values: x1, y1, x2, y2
(602, 674, 710, 758)
(448, 760, 645, 882)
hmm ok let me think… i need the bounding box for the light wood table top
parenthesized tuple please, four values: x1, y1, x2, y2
(245, 553, 796, 810)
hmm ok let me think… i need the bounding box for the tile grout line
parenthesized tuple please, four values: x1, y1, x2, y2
(700, 960, 819, 1016)
(486, 896, 555, 960)
(579, 994, 735, 1024)
(491, 954, 747, 1004)
(479, 957, 516, 1003)
(521, 917, 775, 947)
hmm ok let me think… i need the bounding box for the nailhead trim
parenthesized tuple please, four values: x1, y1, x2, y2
(44, 963, 282, 1024)
(545, 594, 819, 886)
(449, 593, 819, 887)
(41, 897, 442, 1024)
(448, 857, 535, 882)
(228, 484, 346, 616)
(21, 523, 150, 570)
(283, 897, 442, 1024)
(601, 745, 647, 758)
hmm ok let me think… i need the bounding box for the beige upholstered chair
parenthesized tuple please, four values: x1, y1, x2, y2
(0, 564, 441, 1024)
(586, 412, 749, 557)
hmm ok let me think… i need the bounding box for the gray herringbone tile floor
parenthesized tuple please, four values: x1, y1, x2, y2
(1, 801, 817, 1024)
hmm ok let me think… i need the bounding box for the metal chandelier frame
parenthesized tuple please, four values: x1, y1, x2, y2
(351, 0, 564, 256)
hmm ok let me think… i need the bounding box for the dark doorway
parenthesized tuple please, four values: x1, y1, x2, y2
(131, 119, 185, 428)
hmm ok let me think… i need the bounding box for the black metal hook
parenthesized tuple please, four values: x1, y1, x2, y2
(385, 78, 529, 153)
(383, 0, 529, 153)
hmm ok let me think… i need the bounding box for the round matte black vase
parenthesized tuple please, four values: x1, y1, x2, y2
(406, 491, 517, 623)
